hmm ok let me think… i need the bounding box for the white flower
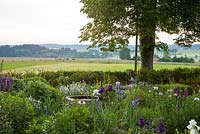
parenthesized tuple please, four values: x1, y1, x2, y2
(194, 98, 200, 101)
(197, 126, 200, 131)
(93, 89, 100, 95)
(188, 124, 194, 130)
(173, 93, 178, 96)
(187, 119, 200, 134)
(153, 86, 158, 90)
(190, 129, 199, 134)
(190, 119, 197, 126)
(116, 81, 120, 88)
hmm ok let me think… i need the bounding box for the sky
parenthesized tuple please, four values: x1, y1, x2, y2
(0, 0, 177, 45)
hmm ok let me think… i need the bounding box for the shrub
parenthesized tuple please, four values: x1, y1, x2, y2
(22, 78, 63, 116)
(69, 72, 88, 83)
(23, 79, 60, 102)
(12, 78, 24, 92)
(53, 106, 94, 134)
(0, 93, 35, 134)
(26, 116, 55, 134)
(137, 68, 200, 86)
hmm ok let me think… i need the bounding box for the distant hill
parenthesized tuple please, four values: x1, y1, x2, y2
(39, 44, 93, 52)
(0, 43, 199, 58)
(0, 44, 114, 58)
(39, 44, 200, 51)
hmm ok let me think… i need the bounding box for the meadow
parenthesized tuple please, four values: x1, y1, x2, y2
(1, 58, 200, 73)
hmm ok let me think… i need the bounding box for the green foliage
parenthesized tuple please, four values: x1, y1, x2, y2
(12, 78, 24, 92)
(80, 0, 200, 70)
(159, 56, 195, 63)
(0, 93, 35, 134)
(69, 72, 88, 83)
(38, 71, 131, 86)
(53, 106, 94, 134)
(119, 47, 131, 60)
(137, 68, 200, 85)
(26, 116, 55, 134)
(23, 79, 60, 102)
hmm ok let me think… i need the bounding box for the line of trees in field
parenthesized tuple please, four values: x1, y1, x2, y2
(159, 56, 195, 63)
(0, 45, 112, 58)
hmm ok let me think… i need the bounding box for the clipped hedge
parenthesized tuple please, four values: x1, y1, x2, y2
(6, 68, 200, 87)
(136, 68, 200, 85)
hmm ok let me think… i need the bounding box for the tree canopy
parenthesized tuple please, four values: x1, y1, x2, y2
(80, 0, 200, 70)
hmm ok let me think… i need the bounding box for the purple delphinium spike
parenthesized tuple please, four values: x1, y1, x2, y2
(98, 87, 105, 94)
(107, 85, 113, 91)
(132, 98, 140, 107)
(157, 123, 167, 132)
(0, 78, 2, 91)
(0, 76, 13, 92)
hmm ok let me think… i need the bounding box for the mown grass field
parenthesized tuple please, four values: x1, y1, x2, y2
(0, 58, 64, 70)
(1, 58, 199, 73)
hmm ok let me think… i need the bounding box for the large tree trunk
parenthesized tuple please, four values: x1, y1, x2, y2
(139, 30, 155, 70)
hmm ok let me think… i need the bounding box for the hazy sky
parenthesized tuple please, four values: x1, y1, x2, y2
(0, 0, 177, 45)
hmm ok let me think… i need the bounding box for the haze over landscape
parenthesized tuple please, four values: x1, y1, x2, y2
(0, 0, 178, 45)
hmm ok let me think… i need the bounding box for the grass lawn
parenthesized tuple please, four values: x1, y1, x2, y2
(2, 58, 199, 73)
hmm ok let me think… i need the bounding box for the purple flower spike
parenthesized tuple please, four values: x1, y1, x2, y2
(0, 76, 13, 92)
(157, 123, 167, 132)
(98, 87, 105, 94)
(130, 77, 135, 84)
(132, 98, 140, 107)
(107, 85, 113, 91)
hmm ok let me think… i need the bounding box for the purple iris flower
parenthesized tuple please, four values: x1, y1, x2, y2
(107, 85, 113, 91)
(156, 123, 167, 132)
(116, 81, 120, 88)
(116, 90, 123, 95)
(137, 117, 149, 128)
(132, 98, 140, 107)
(98, 87, 105, 94)
(130, 77, 135, 84)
